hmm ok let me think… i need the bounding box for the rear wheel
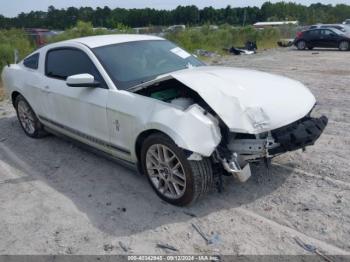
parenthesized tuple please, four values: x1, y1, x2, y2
(297, 40, 306, 50)
(15, 95, 47, 138)
(339, 41, 349, 51)
(140, 133, 213, 206)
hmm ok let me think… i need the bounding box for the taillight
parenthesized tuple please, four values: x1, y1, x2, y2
(296, 31, 303, 38)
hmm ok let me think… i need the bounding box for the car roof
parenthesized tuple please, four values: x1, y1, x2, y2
(61, 34, 164, 48)
(305, 28, 335, 32)
(322, 24, 343, 26)
(310, 24, 344, 28)
(305, 27, 347, 35)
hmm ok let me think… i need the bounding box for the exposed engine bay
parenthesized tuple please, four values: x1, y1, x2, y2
(136, 79, 212, 111)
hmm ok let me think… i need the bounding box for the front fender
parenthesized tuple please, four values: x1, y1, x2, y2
(137, 104, 221, 157)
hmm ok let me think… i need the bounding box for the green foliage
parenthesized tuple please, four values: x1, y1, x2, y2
(48, 21, 133, 43)
(49, 21, 106, 43)
(166, 26, 281, 52)
(0, 28, 34, 71)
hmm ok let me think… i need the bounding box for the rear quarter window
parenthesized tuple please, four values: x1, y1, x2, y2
(23, 53, 39, 69)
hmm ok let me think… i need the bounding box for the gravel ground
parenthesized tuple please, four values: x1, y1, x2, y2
(0, 48, 349, 257)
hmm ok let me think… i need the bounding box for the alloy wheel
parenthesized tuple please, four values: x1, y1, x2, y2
(17, 100, 36, 135)
(146, 144, 186, 199)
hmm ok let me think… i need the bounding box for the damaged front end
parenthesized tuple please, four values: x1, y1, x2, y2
(131, 67, 328, 184)
(215, 113, 328, 182)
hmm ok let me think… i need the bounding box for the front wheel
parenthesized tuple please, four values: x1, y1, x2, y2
(140, 133, 213, 206)
(339, 41, 349, 51)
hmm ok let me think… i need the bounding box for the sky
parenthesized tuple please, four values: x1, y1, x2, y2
(1, 0, 350, 17)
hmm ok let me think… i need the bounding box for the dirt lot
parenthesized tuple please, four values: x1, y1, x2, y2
(0, 48, 349, 256)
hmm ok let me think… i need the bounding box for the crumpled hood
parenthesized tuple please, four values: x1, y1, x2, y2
(167, 66, 316, 134)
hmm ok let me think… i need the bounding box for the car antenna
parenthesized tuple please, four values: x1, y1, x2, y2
(14, 49, 19, 64)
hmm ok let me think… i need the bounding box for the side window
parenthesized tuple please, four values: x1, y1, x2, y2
(320, 29, 335, 36)
(308, 30, 319, 37)
(23, 53, 39, 69)
(45, 48, 106, 88)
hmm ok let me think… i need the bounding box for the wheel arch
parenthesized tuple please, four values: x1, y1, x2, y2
(135, 129, 176, 162)
(11, 91, 22, 106)
(134, 129, 174, 173)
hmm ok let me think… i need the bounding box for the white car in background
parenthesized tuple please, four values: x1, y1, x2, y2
(1, 35, 328, 206)
(308, 23, 350, 33)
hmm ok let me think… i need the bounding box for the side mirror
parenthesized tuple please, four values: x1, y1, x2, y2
(66, 74, 100, 87)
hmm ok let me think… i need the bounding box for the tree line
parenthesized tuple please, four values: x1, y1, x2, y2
(0, 2, 349, 30)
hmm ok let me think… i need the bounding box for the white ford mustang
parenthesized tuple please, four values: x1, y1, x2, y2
(2, 35, 327, 206)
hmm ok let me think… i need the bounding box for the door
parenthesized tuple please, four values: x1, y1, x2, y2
(42, 47, 110, 152)
(306, 29, 321, 47)
(318, 29, 339, 48)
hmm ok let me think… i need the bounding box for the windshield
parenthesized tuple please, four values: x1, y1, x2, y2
(330, 28, 345, 35)
(93, 40, 204, 90)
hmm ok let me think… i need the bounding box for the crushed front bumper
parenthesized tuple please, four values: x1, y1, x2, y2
(269, 115, 328, 155)
(216, 115, 328, 183)
(218, 115, 328, 182)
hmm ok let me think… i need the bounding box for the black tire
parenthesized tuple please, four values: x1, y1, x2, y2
(307, 46, 314, 50)
(297, 40, 306, 50)
(15, 95, 47, 138)
(140, 133, 213, 206)
(339, 41, 349, 51)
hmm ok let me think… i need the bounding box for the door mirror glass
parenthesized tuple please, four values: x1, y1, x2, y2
(66, 73, 100, 87)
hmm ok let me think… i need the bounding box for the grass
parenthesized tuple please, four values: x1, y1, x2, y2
(0, 28, 35, 72)
(166, 25, 282, 53)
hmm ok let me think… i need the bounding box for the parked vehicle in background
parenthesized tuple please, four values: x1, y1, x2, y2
(24, 28, 60, 47)
(343, 19, 350, 25)
(166, 25, 186, 32)
(2, 35, 328, 206)
(308, 24, 349, 33)
(294, 28, 350, 51)
(253, 21, 299, 29)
